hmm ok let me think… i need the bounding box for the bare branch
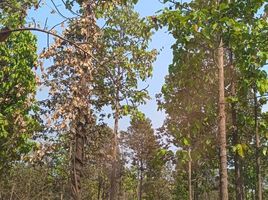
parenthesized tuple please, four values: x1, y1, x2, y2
(50, 0, 70, 20)
(61, 0, 81, 17)
(0, 27, 97, 60)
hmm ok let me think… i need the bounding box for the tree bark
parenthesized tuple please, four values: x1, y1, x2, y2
(217, 38, 228, 200)
(254, 88, 262, 200)
(98, 175, 102, 200)
(138, 160, 143, 200)
(110, 89, 120, 200)
(9, 184, 15, 200)
(194, 181, 198, 200)
(188, 148, 192, 200)
(229, 51, 244, 200)
(71, 119, 86, 200)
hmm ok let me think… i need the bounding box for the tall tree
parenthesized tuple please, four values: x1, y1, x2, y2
(0, 0, 40, 174)
(95, 4, 156, 199)
(41, 1, 99, 198)
(122, 116, 162, 200)
(159, 0, 268, 199)
(41, 1, 146, 199)
(158, 30, 218, 200)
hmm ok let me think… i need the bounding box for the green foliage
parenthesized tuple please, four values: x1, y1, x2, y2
(95, 3, 157, 118)
(0, 0, 39, 173)
(157, 0, 268, 198)
(232, 143, 248, 158)
(0, 0, 268, 199)
(0, 0, 37, 27)
(122, 116, 173, 199)
(0, 31, 40, 173)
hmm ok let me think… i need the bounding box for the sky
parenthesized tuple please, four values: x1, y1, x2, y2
(28, 0, 267, 131)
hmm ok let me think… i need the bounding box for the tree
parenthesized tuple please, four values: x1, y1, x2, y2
(0, 0, 40, 175)
(95, 4, 157, 199)
(40, 1, 149, 199)
(40, 1, 100, 198)
(159, 0, 268, 199)
(123, 118, 160, 200)
(227, 3, 268, 198)
(158, 40, 219, 199)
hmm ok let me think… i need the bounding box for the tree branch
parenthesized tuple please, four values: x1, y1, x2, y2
(0, 27, 97, 61)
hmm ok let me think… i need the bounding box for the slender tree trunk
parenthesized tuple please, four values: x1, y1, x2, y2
(206, 191, 210, 200)
(229, 51, 244, 200)
(254, 88, 262, 200)
(217, 38, 228, 200)
(138, 160, 143, 200)
(98, 175, 102, 200)
(110, 90, 120, 200)
(188, 148, 192, 200)
(194, 181, 198, 200)
(61, 182, 64, 200)
(118, 168, 122, 200)
(71, 120, 86, 200)
(232, 93, 244, 200)
(9, 184, 15, 200)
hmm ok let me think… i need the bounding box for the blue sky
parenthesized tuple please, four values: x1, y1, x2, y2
(28, 0, 267, 131)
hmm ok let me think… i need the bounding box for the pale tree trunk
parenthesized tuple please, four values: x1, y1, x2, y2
(217, 38, 228, 200)
(188, 148, 192, 200)
(254, 88, 262, 200)
(110, 89, 120, 200)
(138, 160, 143, 200)
(118, 168, 123, 200)
(61, 181, 64, 200)
(229, 51, 244, 200)
(9, 184, 15, 200)
(98, 175, 102, 200)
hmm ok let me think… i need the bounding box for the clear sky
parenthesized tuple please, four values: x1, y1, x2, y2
(28, 0, 267, 131)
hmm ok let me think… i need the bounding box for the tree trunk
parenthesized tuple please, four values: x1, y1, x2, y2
(229, 51, 244, 200)
(217, 38, 228, 200)
(110, 91, 120, 200)
(118, 167, 123, 200)
(98, 175, 102, 200)
(9, 184, 15, 200)
(194, 181, 198, 200)
(71, 120, 86, 200)
(188, 148, 192, 200)
(254, 88, 262, 200)
(61, 183, 64, 200)
(138, 160, 143, 200)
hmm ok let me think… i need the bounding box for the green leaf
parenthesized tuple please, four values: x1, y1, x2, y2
(257, 79, 268, 95)
(182, 137, 190, 146)
(233, 144, 245, 157)
(263, 147, 267, 156)
(219, 3, 229, 11)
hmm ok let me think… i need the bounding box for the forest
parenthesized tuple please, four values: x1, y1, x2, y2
(0, 0, 268, 200)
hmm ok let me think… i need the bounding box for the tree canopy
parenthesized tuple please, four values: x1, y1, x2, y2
(0, 0, 267, 200)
